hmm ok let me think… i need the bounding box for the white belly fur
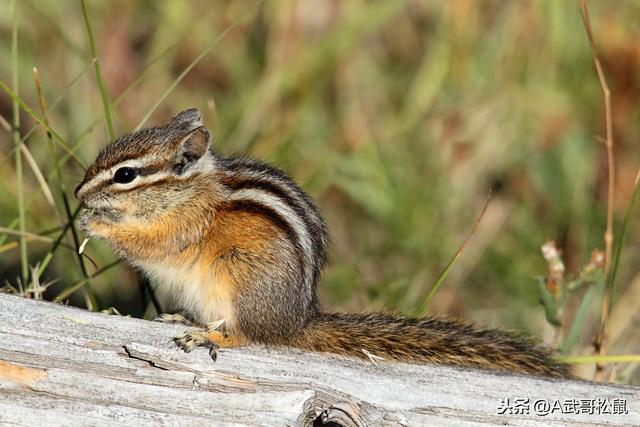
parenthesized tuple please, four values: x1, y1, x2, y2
(135, 261, 235, 328)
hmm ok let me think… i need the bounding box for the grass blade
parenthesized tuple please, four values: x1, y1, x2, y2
(0, 59, 97, 171)
(560, 354, 640, 364)
(81, 0, 115, 141)
(54, 260, 121, 303)
(19, 144, 55, 207)
(537, 277, 562, 327)
(607, 169, 640, 303)
(0, 79, 85, 168)
(134, 0, 265, 131)
(11, 0, 28, 283)
(414, 190, 493, 314)
(560, 278, 600, 353)
(32, 66, 96, 310)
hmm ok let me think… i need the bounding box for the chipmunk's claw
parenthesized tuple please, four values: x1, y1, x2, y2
(173, 330, 219, 361)
(209, 346, 218, 362)
(173, 338, 192, 353)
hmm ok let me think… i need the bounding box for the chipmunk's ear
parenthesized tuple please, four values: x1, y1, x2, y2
(171, 108, 203, 130)
(173, 126, 211, 173)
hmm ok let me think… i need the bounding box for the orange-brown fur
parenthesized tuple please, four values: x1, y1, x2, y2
(204, 331, 248, 349)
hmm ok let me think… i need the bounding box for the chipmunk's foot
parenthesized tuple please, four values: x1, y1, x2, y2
(154, 313, 200, 327)
(173, 330, 220, 361)
(173, 320, 227, 361)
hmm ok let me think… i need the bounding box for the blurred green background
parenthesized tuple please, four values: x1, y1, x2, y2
(1, 1, 639, 381)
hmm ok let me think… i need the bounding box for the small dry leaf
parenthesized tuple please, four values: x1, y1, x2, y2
(78, 238, 90, 255)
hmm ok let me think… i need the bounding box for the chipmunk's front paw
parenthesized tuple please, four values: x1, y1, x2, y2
(155, 313, 199, 327)
(173, 331, 220, 361)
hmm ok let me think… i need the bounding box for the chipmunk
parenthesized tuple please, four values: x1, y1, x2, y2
(75, 109, 570, 378)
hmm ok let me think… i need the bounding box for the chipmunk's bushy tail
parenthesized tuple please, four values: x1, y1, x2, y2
(291, 312, 571, 378)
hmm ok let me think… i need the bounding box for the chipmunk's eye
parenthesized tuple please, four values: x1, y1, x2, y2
(113, 167, 137, 184)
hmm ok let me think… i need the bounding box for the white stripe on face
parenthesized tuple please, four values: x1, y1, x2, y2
(77, 158, 156, 199)
(77, 151, 217, 200)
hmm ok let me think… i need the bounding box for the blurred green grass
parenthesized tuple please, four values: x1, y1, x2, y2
(0, 1, 639, 382)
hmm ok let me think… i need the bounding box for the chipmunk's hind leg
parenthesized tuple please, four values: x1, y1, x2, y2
(173, 321, 247, 361)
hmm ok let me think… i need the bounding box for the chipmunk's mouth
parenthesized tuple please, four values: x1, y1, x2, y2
(77, 204, 123, 236)
(83, 206, 121, 222)
(79, 195, 123, 221)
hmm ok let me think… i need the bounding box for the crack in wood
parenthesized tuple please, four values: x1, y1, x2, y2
(122, 345, 170, 371)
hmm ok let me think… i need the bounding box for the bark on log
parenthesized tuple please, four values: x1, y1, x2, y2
(0, 293, 637, 426)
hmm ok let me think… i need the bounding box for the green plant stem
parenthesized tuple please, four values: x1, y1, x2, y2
(32, 68, 96, 310)
(11, 0, 28, 283)
(0, 227, 59, 245)
(54, 260, 121, 303)
(133, 0, 265, 131)
(0, 80, 85, 167)
(0, 60, 96, 172)
(33, 207, 81, 279)
(606, 169, 640, 302)
(414, 190, 492, 315)
(560, 354, 640, 364)
(81, 0, 115, 141)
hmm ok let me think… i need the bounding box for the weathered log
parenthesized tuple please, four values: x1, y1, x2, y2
(0, 293, 637, 426)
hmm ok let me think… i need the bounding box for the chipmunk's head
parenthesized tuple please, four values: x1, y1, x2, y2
(75, 109, 213, 239)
